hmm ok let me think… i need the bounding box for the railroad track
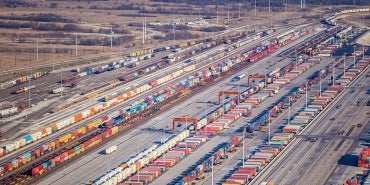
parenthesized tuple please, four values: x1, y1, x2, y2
(278, 88, 366, 184)
(250, 64, 370, 185)
(295, 93, 369, 185)
(0, 52, 259, 185)
(0, 24, 313, 184)
(207, 74, 327, 184)
(169, 53, 332, 185)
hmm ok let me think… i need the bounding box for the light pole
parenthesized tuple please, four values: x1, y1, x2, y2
(137, 144, 140, 182)
(242, 126, 245, 168)
(353, 45, 356, 68)
(172, 25, 175, 41)
(211, 156, 214, 185)
(268, 113, 271, 146)
(319, 75, 322, 97)
(305, 81, 308, 108)
(60, 68, 63, 97)
(164, 125, 167, 164)
(75, 33, 78, 55)
(28, 68, 32, 108)
(184, 115, 188, 149)
(288, 97, 290, 124)
(216, 5, 218, 25)
(332, 63, 335, 86)
(363, 44, 365, 59)
(343, 54, 346, 76)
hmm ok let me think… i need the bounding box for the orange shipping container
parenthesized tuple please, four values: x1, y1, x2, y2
(74, 113, 83, 122)
(90, 108, 95, 115)
(135, 161, 141, 170)
(51, 124, 57, 130)
(127, 92, 132, 99)
(41, 129, 47, 135)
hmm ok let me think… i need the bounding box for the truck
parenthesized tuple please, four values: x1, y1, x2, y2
(52, 87, 64, 94)
(231, 74, 246, 82)
(105, 145, 117, 154)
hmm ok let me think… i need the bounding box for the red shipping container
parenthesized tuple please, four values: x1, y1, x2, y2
(231, 137, 240, 146)
(32, 165, 43, 176)
(62, 152, 68, 159)
(68, 149, 75, 156)
(236, 169, 255, 176)
(121, 182, 143, 185)
(54, 155, 61, 164)
(55, 140, 61, 148)
(139, 171, 160, 178)
(17, 157, 23, 166)
(72, 130, 79, 138)
(4, 163, 13, 173)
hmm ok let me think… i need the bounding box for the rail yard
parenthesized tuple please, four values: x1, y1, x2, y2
(0, 2, 370, 185)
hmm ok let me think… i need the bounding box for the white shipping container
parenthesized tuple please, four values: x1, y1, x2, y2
(14, 140, 20, 150)
(19, 138, 26, 147)
(5, 143, 15, 152)
(52, 87, 64, 94)
(105, 145, 117, 154)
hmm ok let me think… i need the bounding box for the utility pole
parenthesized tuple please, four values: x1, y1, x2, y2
(60, 68, 63, 97)
(239, 4, 241, 19)
(227, 5, 230, 26)
(142, 19, 145, 44)
(75, 33, 78, 55)
(28, 68, 32, 108)
(36, 40, 39, 62)
(269, 0, 271, 13)
(172, 25, 175, 41)
(216, 5, 219, 25)
(110, 25, 113, 51)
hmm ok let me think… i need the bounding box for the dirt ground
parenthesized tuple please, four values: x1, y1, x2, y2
(0, 1, 365, 78)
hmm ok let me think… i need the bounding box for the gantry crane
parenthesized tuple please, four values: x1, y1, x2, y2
(172, 117, 198, 134)
(217, 91, 241, 105)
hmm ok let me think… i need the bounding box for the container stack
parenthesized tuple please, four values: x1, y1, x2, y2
(222, 144, 282, 185)
(122, 133, 206, 184)
(343, 177, 360, 185)
(358, 147, 370, 168)
(270, 133, 294, 145)
(176, 139, 239, 185)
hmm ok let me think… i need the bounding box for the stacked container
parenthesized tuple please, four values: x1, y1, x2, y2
(358, 147, 370, 168)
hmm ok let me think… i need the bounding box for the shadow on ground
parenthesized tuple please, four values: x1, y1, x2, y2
(338, 154, 358, 167)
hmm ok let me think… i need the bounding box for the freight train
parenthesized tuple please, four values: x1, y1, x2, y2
(14, 85, 36, 94)
(0, 103, 26, 118)
(61, 61, 123, 84)
(0, 71, 48, 91)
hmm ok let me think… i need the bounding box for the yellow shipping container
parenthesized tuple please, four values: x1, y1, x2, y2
(112, 127, 118, 134)
(50, 141, 56, 148)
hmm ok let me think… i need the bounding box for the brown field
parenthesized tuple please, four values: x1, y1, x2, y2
(0, 0, 366, 81)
